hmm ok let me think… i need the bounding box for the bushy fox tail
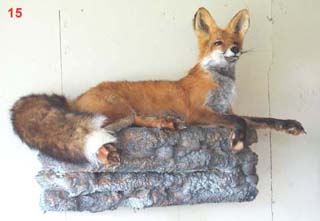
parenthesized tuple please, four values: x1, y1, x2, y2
(11, 94, 116, 164)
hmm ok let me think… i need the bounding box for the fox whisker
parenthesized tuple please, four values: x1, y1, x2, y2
(240, 49, 254, 55)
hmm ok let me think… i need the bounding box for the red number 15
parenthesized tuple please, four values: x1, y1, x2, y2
(8, 8, 23, 18)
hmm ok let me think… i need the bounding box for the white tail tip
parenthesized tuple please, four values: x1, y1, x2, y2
(84, 115, 116, 165)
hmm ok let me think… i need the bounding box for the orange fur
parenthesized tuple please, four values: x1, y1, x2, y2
(73, 8, 250, 129)
(73, 64, 219, 125)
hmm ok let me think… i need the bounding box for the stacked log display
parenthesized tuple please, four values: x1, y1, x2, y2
(36, 126, 259, 212)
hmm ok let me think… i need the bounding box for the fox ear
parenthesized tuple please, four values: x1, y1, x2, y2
(227, 9, 250, 37)
(193, 7, 217, 38)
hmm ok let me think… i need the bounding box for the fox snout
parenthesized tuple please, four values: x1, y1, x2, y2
(227, 46, 241, 58)
(224, 45, 241, 62)
(230, 46, 240, 54)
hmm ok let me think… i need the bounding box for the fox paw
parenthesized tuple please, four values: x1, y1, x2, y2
(97, 144, 120, 166)
(154, 118, 186, 130)
(165, 112, 187, 128)
(230, 129, 246, 153)
(280, 120, 306, 135)
(164, 117, 187, 130)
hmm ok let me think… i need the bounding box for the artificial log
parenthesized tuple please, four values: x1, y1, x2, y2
(36, 126, 259, 212)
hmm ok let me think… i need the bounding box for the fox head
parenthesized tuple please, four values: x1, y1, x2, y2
(193, 8, 250, 75)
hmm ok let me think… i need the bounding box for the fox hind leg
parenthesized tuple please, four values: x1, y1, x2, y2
(134, 113, 187, 130)
(97, 143, 120, 166)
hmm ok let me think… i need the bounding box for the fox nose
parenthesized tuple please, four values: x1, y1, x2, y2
(230, 46, 240, 54)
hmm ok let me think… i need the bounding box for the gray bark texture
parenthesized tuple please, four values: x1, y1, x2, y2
(36, 126, 259, 212)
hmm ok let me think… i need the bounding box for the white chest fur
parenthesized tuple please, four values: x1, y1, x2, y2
(204, 73, 235, 113)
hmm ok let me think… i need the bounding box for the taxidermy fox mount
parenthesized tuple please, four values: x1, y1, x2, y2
(11, 8, 305, 166)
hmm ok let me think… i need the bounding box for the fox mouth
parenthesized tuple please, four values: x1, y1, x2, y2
(225, 56, 239, 63)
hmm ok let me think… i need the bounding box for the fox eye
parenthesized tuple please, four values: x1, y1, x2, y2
(213, 41, 223, 46)
(233, 42, 240, 46)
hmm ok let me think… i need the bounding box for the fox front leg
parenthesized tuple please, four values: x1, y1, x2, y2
(242, 116, 306, 135)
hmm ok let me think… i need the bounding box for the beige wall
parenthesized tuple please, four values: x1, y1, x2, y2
(0, 1, 319, 221)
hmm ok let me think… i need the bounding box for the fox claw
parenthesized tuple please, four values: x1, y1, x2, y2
(171, 119, 187, 130)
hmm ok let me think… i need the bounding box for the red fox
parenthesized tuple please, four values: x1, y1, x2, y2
(11, 8, 305, 166)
